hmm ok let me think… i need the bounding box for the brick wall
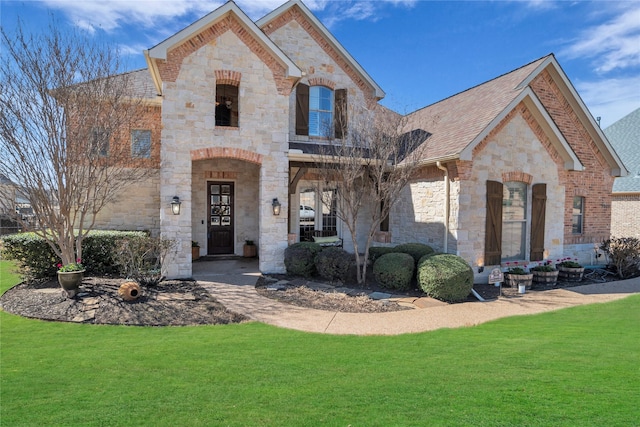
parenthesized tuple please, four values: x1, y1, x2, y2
(611, 194, 640, 238)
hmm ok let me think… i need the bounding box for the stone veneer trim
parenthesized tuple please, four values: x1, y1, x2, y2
(191, 147, 263, 165)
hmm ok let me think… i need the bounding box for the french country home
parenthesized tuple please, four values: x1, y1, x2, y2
(87, 0, 627, 280)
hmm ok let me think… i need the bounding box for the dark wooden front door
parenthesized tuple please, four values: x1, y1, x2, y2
(208, 182, 234, 255)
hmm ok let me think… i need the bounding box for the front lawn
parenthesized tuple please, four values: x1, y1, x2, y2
(1, 260, 639, 426)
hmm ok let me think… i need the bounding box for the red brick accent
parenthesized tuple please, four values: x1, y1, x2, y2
(190, 147, 263, 165)
(261, 5, 377, 105)
(308, 77, 336, 90)
(156, 14, 292, 95)
(502, 171, 533, 185)
(214, 70, 242, 86)
(530, 70, 615, 242)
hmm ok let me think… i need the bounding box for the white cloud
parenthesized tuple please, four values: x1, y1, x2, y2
(576, 76, 640, 128)
(38, 0, 416, 33)
(561, 3, 640, 74)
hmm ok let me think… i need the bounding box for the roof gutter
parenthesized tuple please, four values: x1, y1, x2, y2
(436, 161, 450, 254)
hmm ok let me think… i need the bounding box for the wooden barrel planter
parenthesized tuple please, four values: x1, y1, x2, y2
(557, 266, 584, 282)
(505, 273, 534, 290)
(532, 270, 559, 288)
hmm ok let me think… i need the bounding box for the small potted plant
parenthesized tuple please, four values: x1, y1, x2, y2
(504, 262, 533, 292)
(243, 239, 257, 258)
(530, 261, 559, 287)
(192, 241, 200, 261)
(57, 259, 85, 298)
(556, 258, 584, 282)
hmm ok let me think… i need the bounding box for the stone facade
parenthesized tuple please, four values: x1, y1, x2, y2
(611, 195, 640, 238)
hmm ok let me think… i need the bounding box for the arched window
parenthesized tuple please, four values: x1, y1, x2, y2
(295, 83, 347, 138)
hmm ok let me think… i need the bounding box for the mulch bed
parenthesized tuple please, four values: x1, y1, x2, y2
(0, 277, 248, 326)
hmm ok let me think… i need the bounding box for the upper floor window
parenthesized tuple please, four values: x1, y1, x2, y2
(296, 84, 347, 138)
(131, 129, 151, 158)
(309, 86, 333, 136)
(215, 84, 238, 127)
(572, 196, 584, 234)
(91, 128, 109, 157)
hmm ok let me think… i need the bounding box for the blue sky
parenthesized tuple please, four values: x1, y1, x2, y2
(2, 0, 639, 127)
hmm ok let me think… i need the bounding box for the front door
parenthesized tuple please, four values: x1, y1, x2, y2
(208, 182, 234, 255)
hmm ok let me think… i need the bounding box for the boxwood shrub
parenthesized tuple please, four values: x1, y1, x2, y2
(368, 246, 397, 263)
(417, 253, 473, 302)
(315, 247, 353, 282)
(373, 252, 415, 291)
(284, 242, 322, 277)
(394, 243, 435, 264)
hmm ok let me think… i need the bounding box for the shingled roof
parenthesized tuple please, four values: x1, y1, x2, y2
(605, 108, 640, 193)
(404, 55, 548, 163)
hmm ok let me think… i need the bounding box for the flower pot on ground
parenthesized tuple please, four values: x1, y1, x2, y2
(504, 267, 533, 290)
(556, 260, 585, 282)
(531, 265, 559, 288)
(192, 241, 200, 261)
(56, 262, 85, 298)
(243, 240, 257, 258)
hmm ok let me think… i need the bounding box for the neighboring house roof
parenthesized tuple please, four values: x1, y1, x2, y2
(127, 68, 159, 100)
(256, 0, 385, 101)
(605, 108, 640, 193)
(144, 1, 302, 95)
(405, 54, 627, 177)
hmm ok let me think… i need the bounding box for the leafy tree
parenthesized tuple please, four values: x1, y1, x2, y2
(0, 19, 154, 268)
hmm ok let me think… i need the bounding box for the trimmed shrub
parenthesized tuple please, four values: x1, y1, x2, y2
(368, 246, 397, 263)
(315, 247, 353, 282)
(373, 252, 415, 291)
(600, 237, 640, 279)
(284, 242, 322, 277)
(0, 230, 148, 280)
(0, 232, 58, 279)
(394, 243, 435, 264)
(417, 254, 473, 302)
(114, 234, 175, 287)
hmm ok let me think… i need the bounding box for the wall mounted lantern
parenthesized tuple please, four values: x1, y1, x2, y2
(171, 196, 182, 215)
(272, 198, 281, 216)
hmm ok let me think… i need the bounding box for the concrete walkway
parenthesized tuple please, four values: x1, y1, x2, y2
(192, 258, 640, 335)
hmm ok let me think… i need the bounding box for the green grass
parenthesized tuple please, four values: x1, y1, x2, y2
(2, 259, 639, 426)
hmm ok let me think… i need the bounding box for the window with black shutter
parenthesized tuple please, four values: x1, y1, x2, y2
(484, 180, 503, 265)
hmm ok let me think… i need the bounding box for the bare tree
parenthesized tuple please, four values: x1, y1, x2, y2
(312, 103, 429, 284)
(0, 19, 154, 268)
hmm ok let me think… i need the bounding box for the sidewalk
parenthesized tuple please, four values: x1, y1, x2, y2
(193, 258, 640, 335)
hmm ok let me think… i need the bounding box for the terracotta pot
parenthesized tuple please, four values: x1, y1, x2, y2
(57, 270, 85, 298)
(192, 246, 200, 261)
(505, 273, 533, 290)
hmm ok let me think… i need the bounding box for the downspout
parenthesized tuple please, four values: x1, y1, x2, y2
(436, 161, 450, 253)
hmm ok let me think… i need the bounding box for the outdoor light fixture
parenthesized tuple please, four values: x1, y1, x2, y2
(272, 198, 281, 216)
(171, 196, 181, 215)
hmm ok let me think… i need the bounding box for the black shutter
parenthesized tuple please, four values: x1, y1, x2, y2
(295, 83, 309, 136)
(485, 180, 503, 265)
(530, 183, 547, 261)
(334, 88, 347, 139)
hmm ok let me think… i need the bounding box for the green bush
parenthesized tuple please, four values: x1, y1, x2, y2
(417, 254, 473, 302)
(368, 246, 397, 263)
(0, 230, 148, 280)
(0, 233, 58, 279)
(373, 252, 415, 291)
(394, 243, 435, 264)
(83, 231, 147, 276)
(284, 242, 322, 277)
(315, 247, 353, 282)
